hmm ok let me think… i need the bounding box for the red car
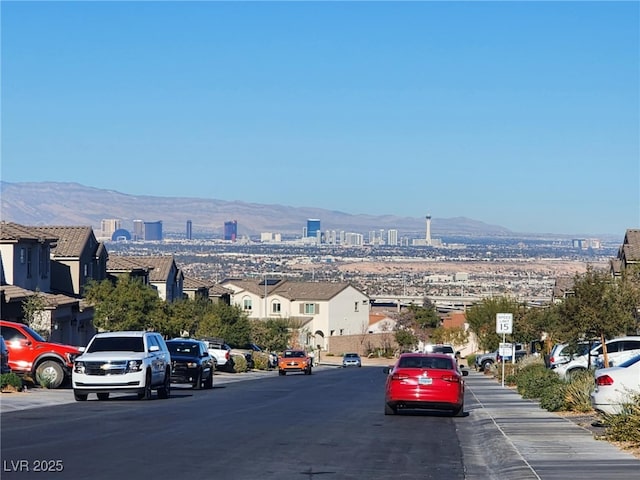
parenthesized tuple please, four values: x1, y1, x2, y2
(383, 353, 468, 416)
(0, 320, 81, 389)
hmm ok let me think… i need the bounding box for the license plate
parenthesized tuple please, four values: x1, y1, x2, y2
(419, 377, 432, 385)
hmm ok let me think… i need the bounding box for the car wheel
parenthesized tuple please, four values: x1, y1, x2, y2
(138, 371, 153, 400)
(97, 392, 110, 401)
(279, 370, 286, 376)
(193, 370, 203, 390)
(74, 391, 88, 401)
(157, 370, 171, 399)
(384, 403, 397, 415)
(482, 361, 493, 372)
(35, 360, 65, 389)
(204, 370, 214, 389)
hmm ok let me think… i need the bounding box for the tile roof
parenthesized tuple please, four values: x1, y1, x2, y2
(0, 285, 78, 307)
(0, 222, 58, 243)
(621, 229, 640, 262)
(221, 279, 355, 301)
(37, 226, 95, 257)
(183, 276, 213, 290)
(107, 255, 177, 282)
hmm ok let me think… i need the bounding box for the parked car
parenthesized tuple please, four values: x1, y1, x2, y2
(201, 338, 234, 372)
(554, 336, 640, 380)
(1, 335, 11, 374)
(591, 354, 640, 415)
(474, 343, 525, 371)
(383, 353, 468, 416)
(342, 353, 362, 367)
(72, 331, 171, 401)
(166, 339, 214, 389)
(0, 319, 81, 388)
(229, 343, 263, 369)
(424, 344, 457, 360)
(278, 349, 312, 375)
(547, 341, 594, 369)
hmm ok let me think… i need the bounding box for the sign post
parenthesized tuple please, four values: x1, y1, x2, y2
(496, 313, 513, 388)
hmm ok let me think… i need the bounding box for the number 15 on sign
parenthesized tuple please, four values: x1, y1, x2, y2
(496, 313, 513, 334)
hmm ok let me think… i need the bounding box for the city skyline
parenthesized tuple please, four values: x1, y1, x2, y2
(2, 2, 638, 235)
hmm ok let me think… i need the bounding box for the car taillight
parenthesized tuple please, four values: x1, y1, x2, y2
(596, 375, 614, 386)
(225, 351, 230, 360)
(549, 357, 555, 363)
(391, 373, 409, 381)
(442, 375, 461, 383)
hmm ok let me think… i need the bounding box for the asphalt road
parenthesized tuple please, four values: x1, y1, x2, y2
(1, 366, 468, 480)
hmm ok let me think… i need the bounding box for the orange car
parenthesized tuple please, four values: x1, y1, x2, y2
(278, 349, 312, 376)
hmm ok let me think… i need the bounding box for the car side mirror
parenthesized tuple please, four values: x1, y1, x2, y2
(382, 366, 391, 374)
(461, 369, 469, 376)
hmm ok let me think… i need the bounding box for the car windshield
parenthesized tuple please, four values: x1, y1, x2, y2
(345, 354, 359, 358)
(618, 354, 640, 368)
(284, 351, 305, 358)
(87, 336, 145, 353)
(398, 357, 453, 370)
(167, 343, 199, 356)
(430, 346, 454, 354)
(21, 324, 47, 343)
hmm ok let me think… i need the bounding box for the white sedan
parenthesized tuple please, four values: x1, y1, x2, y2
(591, 354, 640, 415)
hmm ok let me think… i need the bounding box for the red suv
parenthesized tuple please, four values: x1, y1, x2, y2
(0, 320, 81, 388)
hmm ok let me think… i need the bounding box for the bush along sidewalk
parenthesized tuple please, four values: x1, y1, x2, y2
(488, 356, 640, 448)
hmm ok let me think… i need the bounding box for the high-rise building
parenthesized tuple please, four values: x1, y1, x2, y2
(306, 219, 321, 238)
(224, 220, 238, 241)
(388, 229, 398, 246)
(426, 214, 432, 246)
(133, 220, 144, 241)
(144, 221, 163, 241)
(101, 219, 121, 239)
(186, 220, 192, 240)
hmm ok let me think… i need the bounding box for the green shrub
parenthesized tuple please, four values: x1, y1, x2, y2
(515, 364, 562, 399)
(231, 354, 248, 373)
(1, 372, 23, 391)
(466, 354, 476, 369)
(563, 369, 595, 413)
(539, 382, 568, 412)
(601, 395, 640, 447)
(252, 351, 270, 370)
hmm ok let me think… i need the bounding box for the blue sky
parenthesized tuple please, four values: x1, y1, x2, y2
(1, 1, 638, 236)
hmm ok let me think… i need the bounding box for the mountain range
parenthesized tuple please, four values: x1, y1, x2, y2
(1, 181, 524, 238)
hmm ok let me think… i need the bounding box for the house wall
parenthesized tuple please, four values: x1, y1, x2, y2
(325, 286, 370, 337)
(0, 242, 51, 292)
(326, 332, 399, 357)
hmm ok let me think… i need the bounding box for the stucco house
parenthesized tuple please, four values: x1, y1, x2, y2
(220, 278, 370, 351)
(107, 254, 184, 302)
(38, 225, 108, 297)
(0, 222, 95, 345)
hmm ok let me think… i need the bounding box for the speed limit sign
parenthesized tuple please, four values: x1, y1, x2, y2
(496, 313, 513, 334)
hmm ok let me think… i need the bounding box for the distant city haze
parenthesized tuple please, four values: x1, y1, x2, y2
(1, 2, 638, 234)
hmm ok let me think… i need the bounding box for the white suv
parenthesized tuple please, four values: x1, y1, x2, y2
(554, 336, 640, 380)
(72, 331, 171, 401)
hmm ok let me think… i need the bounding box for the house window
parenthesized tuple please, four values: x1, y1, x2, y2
(354, 301, 359, 312)
(38, 247, 49, 279)
(26, 248, 33, 278)
(242, 298, 252, 311)
(304, 303, 316, 315)
(272, 301, 281, 314)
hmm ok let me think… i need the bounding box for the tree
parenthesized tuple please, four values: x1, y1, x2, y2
(466, 296, 520, 352)
(430, 326, 468, 348)
(22, 289, 48, 338)
(393, 304, 440, 346)
(84, 276, 162, 332)
(194, 302, 251, 346)
(250, 318, 291, 352)
(556, 266, 639, 364)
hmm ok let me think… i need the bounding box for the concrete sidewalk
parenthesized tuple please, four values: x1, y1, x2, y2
(460, 371, 640, 480)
